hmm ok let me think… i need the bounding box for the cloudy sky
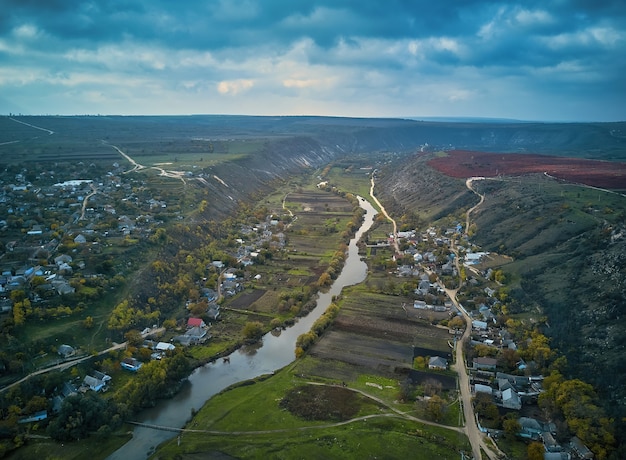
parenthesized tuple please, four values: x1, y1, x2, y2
(1, 0, 625, 121)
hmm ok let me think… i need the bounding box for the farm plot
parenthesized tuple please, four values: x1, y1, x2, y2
(286, 190, 356, 257)
(307, 289, 453, 382)
(228, 289, 266, 310)
(311, 330, 413, 374)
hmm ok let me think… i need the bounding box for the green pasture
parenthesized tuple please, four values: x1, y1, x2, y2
(152, 364, 470, 460)
(7, 431, 133, 460)
(325, 165, 374, 198)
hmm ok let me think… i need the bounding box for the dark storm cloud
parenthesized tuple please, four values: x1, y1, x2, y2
(0, 0, 624, 120)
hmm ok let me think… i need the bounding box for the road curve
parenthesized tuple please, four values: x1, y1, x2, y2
(369, 175, 400, 254)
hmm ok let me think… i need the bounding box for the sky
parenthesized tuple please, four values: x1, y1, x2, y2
(1, 0, 625, 121)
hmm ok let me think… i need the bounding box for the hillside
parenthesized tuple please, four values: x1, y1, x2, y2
(375, 152, 626, 445)
(2, 116, 626, 163)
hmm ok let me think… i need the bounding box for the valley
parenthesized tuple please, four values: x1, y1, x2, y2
(0, 115, 624, 459)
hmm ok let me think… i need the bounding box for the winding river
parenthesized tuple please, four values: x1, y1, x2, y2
(108, 196, 378, 459)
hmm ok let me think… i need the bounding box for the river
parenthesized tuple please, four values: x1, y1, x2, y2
(108, 196, 378, 459)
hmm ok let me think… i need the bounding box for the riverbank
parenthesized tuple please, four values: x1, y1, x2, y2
(149, 169, 475, 459)
(104, 182, 378, 459)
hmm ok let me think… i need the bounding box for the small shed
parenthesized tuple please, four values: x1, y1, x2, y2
(155, 342, 175, 352)
(58, 344, 76, 358)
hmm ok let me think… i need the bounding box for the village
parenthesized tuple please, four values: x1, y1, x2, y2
(0, 159, 294, 422)
(383, 225, 594, 460)
(0, 157, 604, 459)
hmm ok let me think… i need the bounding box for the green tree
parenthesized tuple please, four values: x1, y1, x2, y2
(527, 442, 544, 460)
(124, 329, 143, 347)
(83, 316, 94, 329)
(426, 395, 446, 422)
(503, 417, 521, 439)
(242, 321, 264, 342)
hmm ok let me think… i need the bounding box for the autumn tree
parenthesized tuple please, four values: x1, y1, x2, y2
(242, 321, 264, 342)
(527, 442, 544, 460)
(426, 395, 446, 422)
(503, 416, 521, 439)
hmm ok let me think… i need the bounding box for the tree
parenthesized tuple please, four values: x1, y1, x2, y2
(503, 417, 521, 439)
(413, 356, 427, 369)
(449, 316, 465, 330)
(242, 321, 264, 342)
(527, 442, 544, 460)
(82, 316, 94, 329)
(426, 395, 446, 421)
(124, 329, 143, 347)
(317, 272, 331, 287)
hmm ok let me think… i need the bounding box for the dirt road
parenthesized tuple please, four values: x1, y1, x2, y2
(0, 328, 164, 394)
(446, 286, 500, 460)
(370, 175, 399, 254)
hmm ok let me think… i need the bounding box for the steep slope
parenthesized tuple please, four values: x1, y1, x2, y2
(375, 153, 626, 432)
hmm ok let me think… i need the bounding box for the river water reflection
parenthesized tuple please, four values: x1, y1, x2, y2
(108, 196, 377, 459)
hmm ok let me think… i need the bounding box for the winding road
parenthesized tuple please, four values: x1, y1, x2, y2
(369, 175, 400, 254)
(105, 142, 188, 183)
(371, 173, 499, 459)
(465, 177, 486, 233)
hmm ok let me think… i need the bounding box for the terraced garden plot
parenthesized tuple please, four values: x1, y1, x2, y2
(286, 189, 355, 213)
(228, 289, 267, 310)
(306, 288, 453, 382)
(310, 330, 413, 373)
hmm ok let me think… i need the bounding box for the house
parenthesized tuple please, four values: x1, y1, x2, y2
(542, 432, 561, 453)
(121, 357, 143, 371)
(474, 384, 493, 394)
(58, 344, 76, 358)
(207, 303, 220, 320)
(187, 317, 206, 328)
(496, 372, 530, 390)
(201, 288, 218, 301)
(52, 279, 75, 295)
(428, 356, 448, 370)
(473, 357, 497, 371)
(27, 225, 43, 235)
(502, 388, 522, 410)
(54, 254, 73, 267)
(83, 375, 106, 392)
(472, 320, 488, 330)
(74, 234, 87, 244)
(519, 417, 543, 440)
(155, 342, 175, 352)
(415, 280, 431, 295)
(543, 453, 569, 460)
(185, 326, 208, 341)
(413, 300, 427, 310)
(92, 370, 111, 384)
(570, 437, 593, 459)
(61, 381, 78, 398)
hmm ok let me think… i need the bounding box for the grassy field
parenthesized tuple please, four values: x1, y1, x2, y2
(7, 432, 133, 460)
(152, 364, 469, 460)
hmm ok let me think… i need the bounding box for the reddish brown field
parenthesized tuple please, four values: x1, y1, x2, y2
(429, 150, 626, 190)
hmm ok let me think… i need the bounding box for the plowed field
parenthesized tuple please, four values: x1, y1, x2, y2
(429, 150, 626, 190)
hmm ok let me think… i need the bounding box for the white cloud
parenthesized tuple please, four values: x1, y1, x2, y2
(13, 24, 39, 39)
(514, 9, 553, 27)
(217, 79, 254, 95)
(543, 26, 624, 49)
